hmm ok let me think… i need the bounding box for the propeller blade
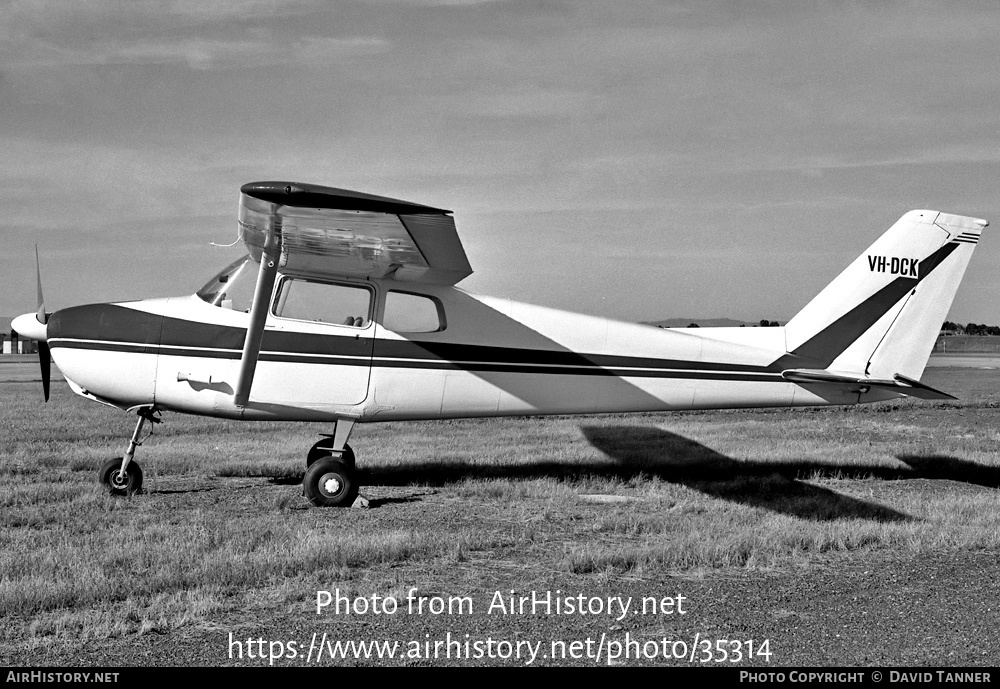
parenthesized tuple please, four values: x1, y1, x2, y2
(35, 244, 47, 324)
(39, 341, 51, 402)
(33, 245, 50, 401)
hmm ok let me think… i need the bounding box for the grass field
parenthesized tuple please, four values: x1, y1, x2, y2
(2, 365, 1000, 666)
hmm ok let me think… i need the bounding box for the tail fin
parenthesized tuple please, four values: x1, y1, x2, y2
(782, 210, 987, 381)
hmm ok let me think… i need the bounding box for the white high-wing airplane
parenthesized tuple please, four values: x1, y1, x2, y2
(12, 182, 988, 507)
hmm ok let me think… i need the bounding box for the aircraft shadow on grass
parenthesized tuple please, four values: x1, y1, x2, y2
(894, 454, 1000, 488)
(150, 487, 217, 495)
(582, 426, 912, 522)
(583, 428, 1000, 488)
(262, 427, 1000, 517)
(308, 426, 916, 522)
(578, 427, 1000, 518)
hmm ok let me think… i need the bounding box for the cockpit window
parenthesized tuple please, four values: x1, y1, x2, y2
(383, 291, 445, 332)
(272, 277, 372, 327)
(197, 256, 258, 312)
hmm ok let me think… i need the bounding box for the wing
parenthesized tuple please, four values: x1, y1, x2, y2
(238, 181, 472, 285)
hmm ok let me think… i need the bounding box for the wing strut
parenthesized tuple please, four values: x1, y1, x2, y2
(233, 222, 281, 407)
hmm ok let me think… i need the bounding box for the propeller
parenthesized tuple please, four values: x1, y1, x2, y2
(33, 245, 50, 402)
(11, 246, 52, 401)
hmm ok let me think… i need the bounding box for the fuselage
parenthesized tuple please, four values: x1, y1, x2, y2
(44, 270, 886, 423)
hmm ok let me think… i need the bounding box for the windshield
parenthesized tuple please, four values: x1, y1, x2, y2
(196, 256, 259, 312)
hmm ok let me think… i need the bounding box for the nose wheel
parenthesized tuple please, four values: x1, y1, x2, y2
(98, 406, 158, 496)
(98, 457, 143, 495)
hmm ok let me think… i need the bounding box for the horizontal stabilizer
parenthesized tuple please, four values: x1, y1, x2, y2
(891, 373, 958, 400)
(781, 369, 956, 401)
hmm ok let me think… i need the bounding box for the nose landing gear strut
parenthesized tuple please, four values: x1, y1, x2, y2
(98, 406, 160, 496)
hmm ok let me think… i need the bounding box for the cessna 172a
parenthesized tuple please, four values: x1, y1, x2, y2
(12, 182, 988, 507)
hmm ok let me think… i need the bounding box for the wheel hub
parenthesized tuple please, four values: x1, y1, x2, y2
(111, 470, 129, 489)
(320, 473, 343, 497)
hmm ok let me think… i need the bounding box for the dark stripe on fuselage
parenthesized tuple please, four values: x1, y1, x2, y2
(47, 304, 781, 381)
(48, 336, 780, 382)
(48, 339, 368, 368)
(373, 339, 769, 373)
(48, 303, 374, 359)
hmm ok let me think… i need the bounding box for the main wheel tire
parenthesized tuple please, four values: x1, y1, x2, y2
(306, 439, 355, 470)
(303, 457, 359, 508)
(98, 457, 143, 496)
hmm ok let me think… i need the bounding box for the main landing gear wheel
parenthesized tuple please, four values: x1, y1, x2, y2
(303, 457, 359, 508)
(306, 439, 355, 470)
(98, 457, 144, 496)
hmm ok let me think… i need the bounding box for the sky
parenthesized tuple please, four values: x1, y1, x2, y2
(2, 0, 999, 325)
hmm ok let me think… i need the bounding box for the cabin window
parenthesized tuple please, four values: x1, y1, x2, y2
(197, 256, 258, 312)
(383, 291, 445, 333)
(273, 278, 372, 327)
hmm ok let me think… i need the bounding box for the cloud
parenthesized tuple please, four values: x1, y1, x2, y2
(8, 33, 390, 71)
(2, 0, 390, 70)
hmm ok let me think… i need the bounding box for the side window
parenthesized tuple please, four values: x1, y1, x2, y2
(273, 278, 372, 327)
(383, 291, 445, 333)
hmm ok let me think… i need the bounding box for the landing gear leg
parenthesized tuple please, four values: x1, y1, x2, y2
(98, 407, 159, 496)
(307, 441, 355, 469)
(303, 416, 364, 508)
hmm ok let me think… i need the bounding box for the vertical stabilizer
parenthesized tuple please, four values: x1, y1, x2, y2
(782, 210, 986, 379)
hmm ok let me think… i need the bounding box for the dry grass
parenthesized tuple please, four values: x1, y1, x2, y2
(2, 366, 1000, 656)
